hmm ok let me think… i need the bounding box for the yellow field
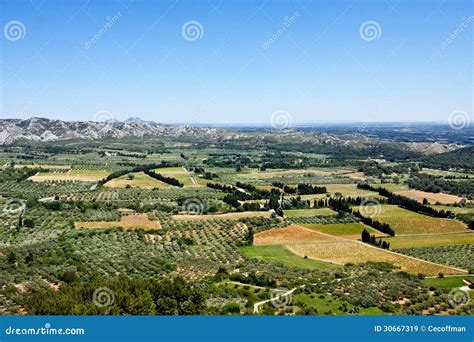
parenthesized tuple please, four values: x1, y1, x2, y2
(395, 190, 463, 205)
(358, 205, 468, 235)
(75, 214, 161, 230)
(381, 232, 474, 249)
(286, 240, 467, 275)
(172, 211, 271, 221)
(103, 172, 171, 189)
(301, 223, 386, 240)
(29, 169, 109, 182)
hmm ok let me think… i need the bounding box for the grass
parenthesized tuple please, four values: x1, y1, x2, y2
(358, 205, 468, 235)
(381, 232, 474, 249)
(29, 169, 109, 182)
(103, 171, 171, 189)
(152, 167, 197, 187)
(422, 276, 474, 291)
(374, 183, 409, 192)
(241, 245, 339, 270)
(284, 208, 337, 217)
(302, 223, 385, 238)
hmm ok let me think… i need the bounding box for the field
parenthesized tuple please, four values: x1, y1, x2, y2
(284, 208, 337, 217)
(286, 240, 467, 275)
(75, 213, 162, 230)
(423, 276, 474, 291)
(301, 223, 385, 239)
(241, 245, 339, 270)
(29, 169, 109, 182)
(381, 232, 474, 249)
(395, 189, 463, 205)
(152, 167, 198, 187)
(0, 128, 472, 316)
(253, 225, 336, 245)
(420, 168, 474, 178)
(104, 172, 171, 189)
(394, 244, 473, 270)
(253, 225, 467, 275)
(358, 205, 468, 235)
(172, 211, 271, 220)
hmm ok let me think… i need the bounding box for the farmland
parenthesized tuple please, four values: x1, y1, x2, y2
(357, 205, 468, 235)
(0, 127, 472, 316)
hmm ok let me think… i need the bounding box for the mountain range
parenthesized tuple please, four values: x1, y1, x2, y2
(0, 117, 221, 144)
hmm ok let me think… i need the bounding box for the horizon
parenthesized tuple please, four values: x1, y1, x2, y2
(1, 115, 471, 127)
(1, 0, 473, 126)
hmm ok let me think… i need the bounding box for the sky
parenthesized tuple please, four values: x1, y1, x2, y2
(0, 0, 472, 125)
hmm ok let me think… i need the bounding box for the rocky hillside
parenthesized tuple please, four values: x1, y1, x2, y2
(0, 117, 220, 144)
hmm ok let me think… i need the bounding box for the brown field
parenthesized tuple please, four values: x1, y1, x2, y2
(172, 211, 271, 221)
(286, 240, 467, 275)
(75, 214, 161, 230)
(255, 225, 467, 275)
(395, 190, 463, 205)
(254, 225, 338, 246)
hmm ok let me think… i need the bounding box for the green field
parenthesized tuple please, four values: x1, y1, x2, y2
(301, 223, 384, 238)
(420, 168, 474, 178)
(104, 171, 171, 189)
(423, 276, 474, 291)
(382, 232, 474, 249)
(29, 169, 109, 182)
(284, 208, 337, 217)
(241, 245, 339, 270)
(152, 167, 197, 187)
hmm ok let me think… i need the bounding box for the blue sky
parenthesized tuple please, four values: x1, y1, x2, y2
(0, 0, 472, 124)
